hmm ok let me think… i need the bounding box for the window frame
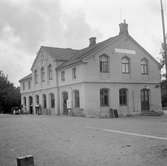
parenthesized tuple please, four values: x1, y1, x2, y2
(34, 70, 38, 84)
(141, 58, 148, 75)
(41, 67, 45, 82)
(61, 71, 65, 81)
(119, 88, 128, 106)
(73, 90, 80, 108)
(99, 54, 109, 73)
(48, 64, 53, 80)
(121, 57, 130, 74)
(72, 67, 76, 79)
(100, 88, 109, 107)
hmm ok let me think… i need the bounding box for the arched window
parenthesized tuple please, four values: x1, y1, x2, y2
(99, 54, 109, 73)
(100, 88, 109, 106)
(121, 57, 130, 73)
(34, 70, 38, 84)
(141, 58, 148, 74)
(48, 64, 53, 80)
(50, 93, 55, 108)
(119, 88, 128, 106)
(73, 90, 80, 108)
(43, 94, 47, 108)
(41, 67, 45, 82)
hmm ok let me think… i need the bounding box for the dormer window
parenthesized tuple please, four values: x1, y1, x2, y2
(141, 58, 148, 75)
(122, 57, 130, 73)
(99, 54, 109, 73)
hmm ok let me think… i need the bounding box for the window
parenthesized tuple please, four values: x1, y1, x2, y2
(50, 93, 55, 108)
(72, 67, 76, 79)
(119, 88, 128, 106)
(48, 64, 53, 80)
(28, 80, 31, 89)
(100, 88, 109, 106)
(41, 67, 45, 82)
(73, 90, 80, 108)
(23, 97, 26, 106)
(61, 71, 65, 81)
(122, 57, 130, 73)
(99, 54, 109, 73)
(23, 82, 25, 90)
(36, 95, 39, 105)
(43, 94, 47, 108)
(141, 59, 148, 74)
(34, 70, 38, 84)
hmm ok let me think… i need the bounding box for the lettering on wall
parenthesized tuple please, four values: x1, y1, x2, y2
(115, 48, 136, 55)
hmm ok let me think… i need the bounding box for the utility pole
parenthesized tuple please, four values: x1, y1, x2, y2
(160, 0, 167, 79)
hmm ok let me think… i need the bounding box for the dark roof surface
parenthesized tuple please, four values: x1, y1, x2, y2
(19, 73, 32, 82)
(57, 35, 119, 69)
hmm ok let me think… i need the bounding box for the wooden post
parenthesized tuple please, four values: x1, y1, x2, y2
(17, 155, 34, 166)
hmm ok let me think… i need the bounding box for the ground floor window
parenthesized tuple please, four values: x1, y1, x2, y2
(23, 97, 26, 106)
(43, 94, 47, 108)
(50, 93, 55, 108)
(100, 88, 109, 106)
(73, 90, 80, 108)
(119, 88, 128, 106)
(36, 95, 39, 105)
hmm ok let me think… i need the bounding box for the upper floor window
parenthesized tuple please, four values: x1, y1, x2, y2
(122, 57, 130, 73)
(100, 88, 109, 106)
(23, 82, 25, 90)
(48, 64, 53, 80)
(34, 70, 38, 84)
(28, 80, 31, 89)
(119, 88, 128, 106)
(61, 71, 65, 81)
(72, 67, 76, 79)
(99, 54, 109, 73)
(41, 67, 45, 82)
(141, 58, 148, 75)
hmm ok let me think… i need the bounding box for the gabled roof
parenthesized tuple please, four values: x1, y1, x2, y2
(42, 46, 79, 61)
(57, 35, 120, 69)
(19, 73, 32, 82)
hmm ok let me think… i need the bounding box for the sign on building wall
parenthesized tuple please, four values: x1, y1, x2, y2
(115, 48, 136, 55)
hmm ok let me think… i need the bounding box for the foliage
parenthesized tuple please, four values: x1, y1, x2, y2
(0, 71, 20, 113)
(161, 79, 167, 107)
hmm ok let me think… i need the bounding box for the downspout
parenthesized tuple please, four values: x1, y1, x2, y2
(56, 68, 60, 115)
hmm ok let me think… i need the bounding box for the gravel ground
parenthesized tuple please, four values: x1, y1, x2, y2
(0, 114, 167, 166)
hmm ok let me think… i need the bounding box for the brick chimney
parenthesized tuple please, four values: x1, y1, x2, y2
(119, 19, 128, 35)
(89, 37, 96, 47)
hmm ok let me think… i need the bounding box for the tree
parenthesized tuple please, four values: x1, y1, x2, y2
(0, 71, 21, 113)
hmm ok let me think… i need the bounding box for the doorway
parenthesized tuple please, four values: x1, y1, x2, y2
(141, 89, 150, 112)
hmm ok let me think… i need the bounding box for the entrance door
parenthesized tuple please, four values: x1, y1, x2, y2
(62, 92, 68, 115)
(141, 89, 150, 112)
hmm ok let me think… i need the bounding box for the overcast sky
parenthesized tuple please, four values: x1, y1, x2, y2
(0, 0, 166, 86)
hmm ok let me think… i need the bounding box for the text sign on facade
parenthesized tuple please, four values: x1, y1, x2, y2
(115, 48, 136, 55)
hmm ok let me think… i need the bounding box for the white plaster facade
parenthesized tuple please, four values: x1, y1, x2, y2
(19, 22, 162, 117)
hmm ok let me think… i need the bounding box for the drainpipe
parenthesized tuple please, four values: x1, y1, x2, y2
(55, 68, 60, 115)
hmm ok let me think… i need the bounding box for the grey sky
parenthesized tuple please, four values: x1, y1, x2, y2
(0, 0, 166, 85)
